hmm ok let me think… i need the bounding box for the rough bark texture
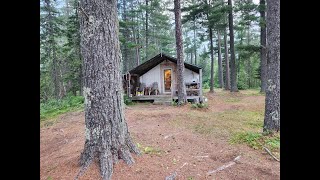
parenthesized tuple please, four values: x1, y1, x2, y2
(217, 30, 224, 88)
(77, 0, 140, 179)
(264, 0, 280, 132)
(260, 0, 267, 93)
(193, 18, 197, 65)
(209, 27, 215, 93)
(224, 28, 230, 90)
(174, 0, 187, 104)
(228, 0, 239, 92)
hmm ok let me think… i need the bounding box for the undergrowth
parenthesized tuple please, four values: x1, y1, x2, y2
(40, 96, 84, 121)
(230, 132, 280, 151)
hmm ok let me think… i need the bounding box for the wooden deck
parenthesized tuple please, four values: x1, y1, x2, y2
(130, 95, 201, 105)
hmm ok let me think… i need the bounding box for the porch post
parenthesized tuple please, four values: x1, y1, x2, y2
(199, 69, 203, 102)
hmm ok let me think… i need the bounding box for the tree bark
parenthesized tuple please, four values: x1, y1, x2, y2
(209, 27, 215, 93)
(264, 0, 280, 132)
(224, 28, 230, 90)
(260, 0, 267, 93)
(174, 0, 187, 105)
(217, 30, 224, 88)
(193, 18, 197, 65)
(228, 0, 239, 92)
(77, 0, 140, 179)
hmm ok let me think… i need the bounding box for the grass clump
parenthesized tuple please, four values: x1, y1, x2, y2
(191, 103, 208, 109)
(230, 132, 280, 151)
(137, 143, 162, 155)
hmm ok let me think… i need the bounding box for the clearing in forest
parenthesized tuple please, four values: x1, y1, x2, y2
(40, 89, 280, 180)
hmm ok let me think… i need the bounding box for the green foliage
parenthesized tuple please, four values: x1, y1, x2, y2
(40, 95, 84, 121)
(172, 100, 178, 106)
(191, 103, 208, 109)
(137, 143, 162, 155)
(124, 95, 135, 105)
(203, 81, 210, 89)
(237, 78, 249, 90)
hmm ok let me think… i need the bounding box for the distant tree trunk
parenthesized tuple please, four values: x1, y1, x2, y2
(237, 30, 243, 78)
(191, 50, 193, 64)
(247, 26, 251, 88)
(228, 0, 238, 92)
(174, 0, 187, 104)
(145, 0, 149, 60)
(217, 30, 224, 88)
(122, 0, 129, 72)
(131, 2, 140, 66)
(209, 27, 215, 93)
(264, 0, 280, 132)
(193, 18, 197, 65)
(224, 28, 230, 90)
(45, 0, 59, 99)
(77, 0, 140, 179)
(260, 0, 267, 93)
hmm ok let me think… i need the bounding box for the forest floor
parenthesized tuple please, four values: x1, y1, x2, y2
(40, 89, 280, 180)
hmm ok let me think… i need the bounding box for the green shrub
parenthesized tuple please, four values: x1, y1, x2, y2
(191, 103, 208, 109)
(123, 95, 134, 105)
(237, 80, 249, 90)
(172, 100, 178, 106)
(203, 81, 210, 89)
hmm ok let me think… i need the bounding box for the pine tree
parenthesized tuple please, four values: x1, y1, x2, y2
(228, 0, 239, 92)
(174, 0, 187, 104)
(76, 0, 140, 179)
(264, 0, 280, 132)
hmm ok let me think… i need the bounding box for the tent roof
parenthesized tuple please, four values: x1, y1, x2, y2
(128, 53, 202, 76)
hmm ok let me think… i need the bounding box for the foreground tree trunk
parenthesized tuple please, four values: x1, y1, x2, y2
(228, 0, 239, 92)
(174, 0, 187, 104)
(77, 0, 140, 179)
(260, 0, 267, 93)
(217, 30, 224, 88)
(209, 27, 215, 93)
(264, 0, 280, 132)
(224, 28, 230, 90)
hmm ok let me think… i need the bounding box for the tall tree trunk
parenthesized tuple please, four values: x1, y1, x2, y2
(228, 0, 238, 92)
(174, 0, 187, 104)
(264, 0, 280, 132)
(45, 0, 59, 99)
(193, 18, 197, 65)
(217, 30, 224, 88)
(247, 26, 251, 88)
(77, 0, 140, 179)
(122, 0, 129, 72)
(237, 30, 243, 78)
(209, 27, 215, 93)
(145, 0, 149, 60)
(224, 28, 230, 90)
(191, 50, 193, 64)
(131, 2, 140, 67)
(260, 0, 267, 93)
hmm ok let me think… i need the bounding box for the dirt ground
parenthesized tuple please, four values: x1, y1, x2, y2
(40, 89, 280, 180)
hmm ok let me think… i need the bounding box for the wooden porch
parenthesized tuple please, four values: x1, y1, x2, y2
(130, 94, 201, 105)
